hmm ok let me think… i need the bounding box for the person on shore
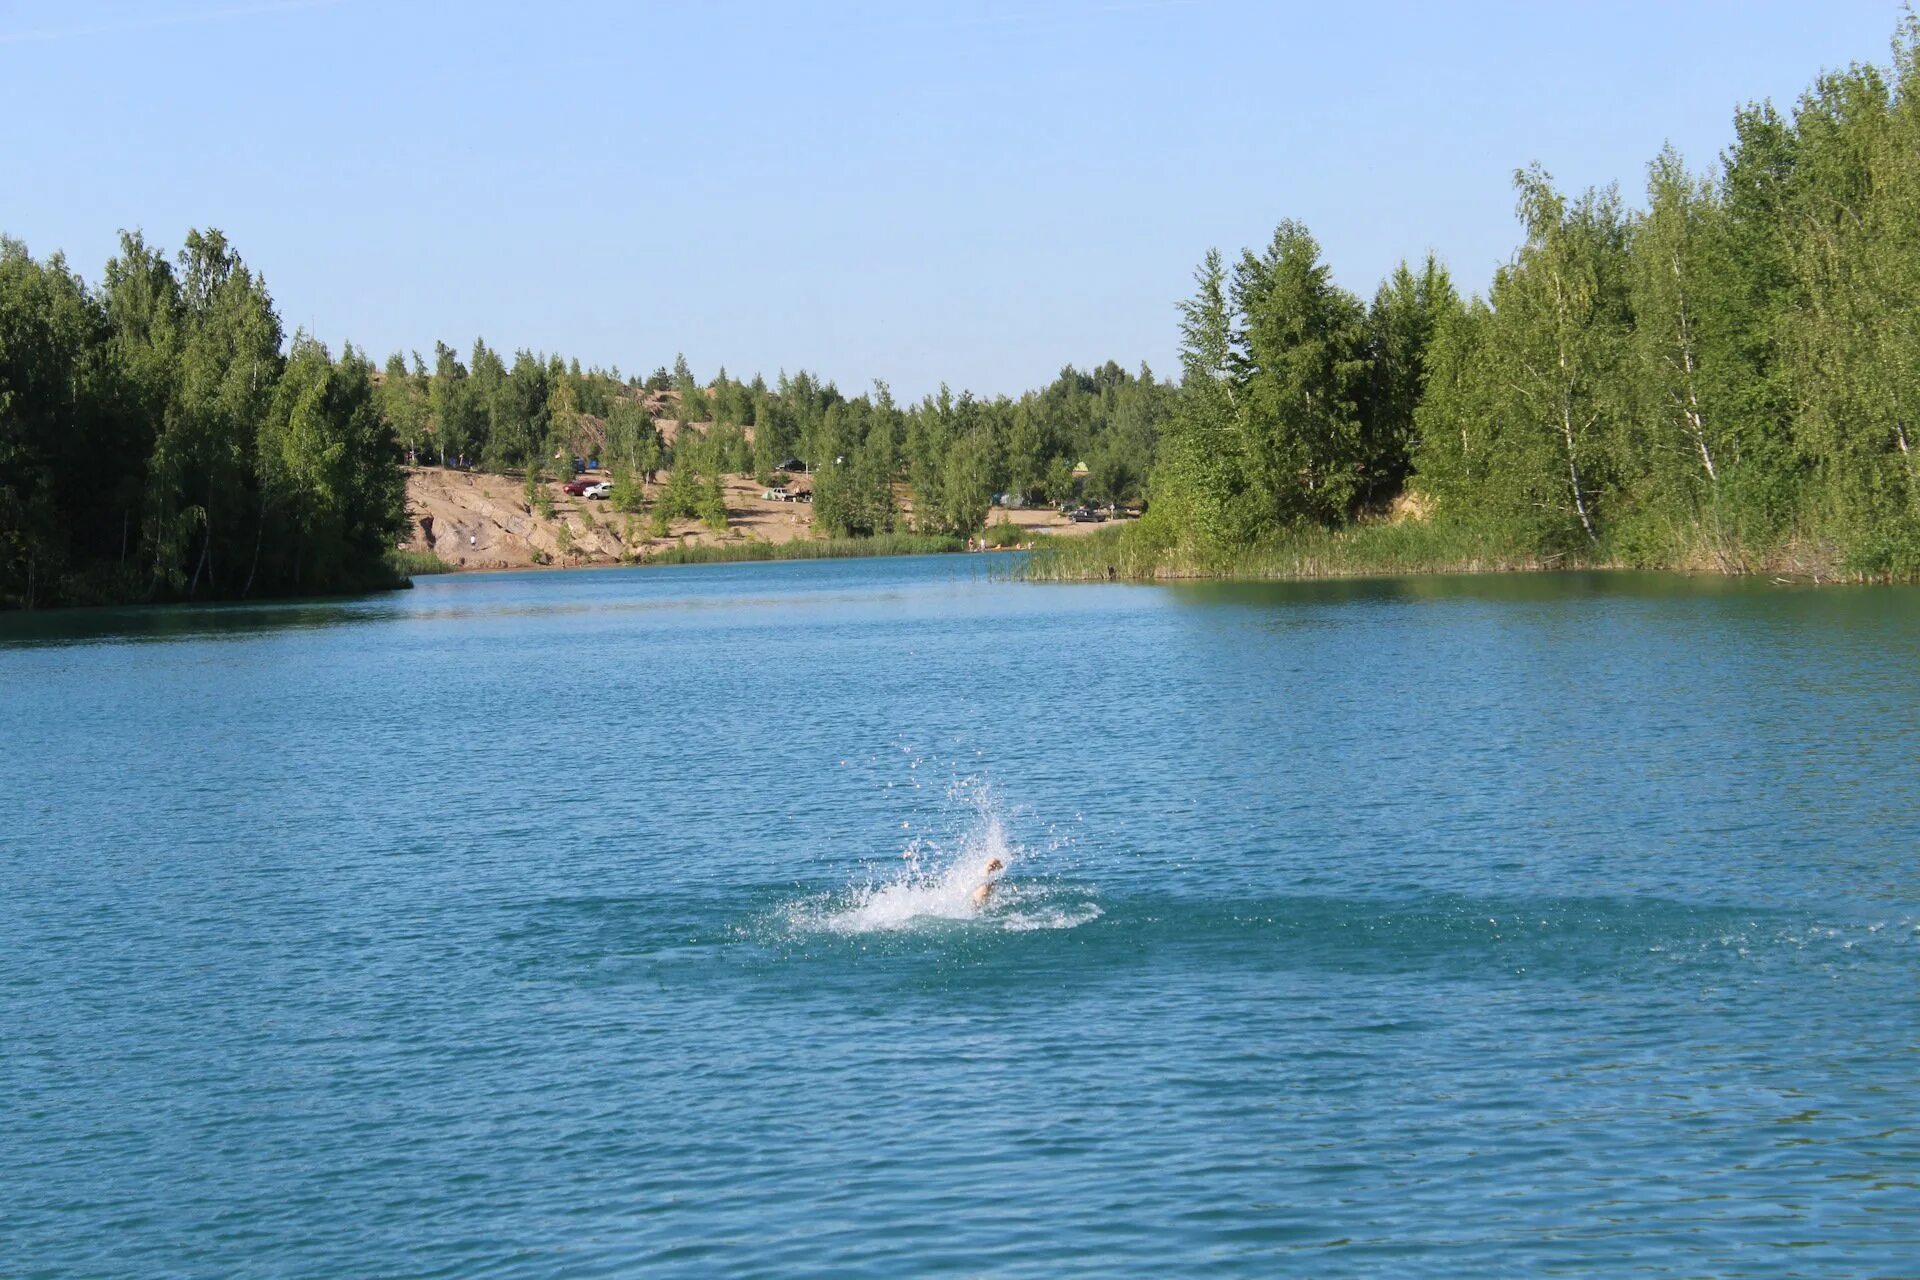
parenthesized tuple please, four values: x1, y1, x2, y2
(970, 857, 1005, 908)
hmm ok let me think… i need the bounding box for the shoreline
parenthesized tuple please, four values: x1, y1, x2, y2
(1024, 521, 1907, 587)
(399, 466, 1099, 575)
(4, 544, 1888, 619)
(406, 533, 987, 576)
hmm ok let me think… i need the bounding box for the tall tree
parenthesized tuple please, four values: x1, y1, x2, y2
(1361, 254, 1457, 505)
(1625, 146, 1759, 559)
(1149, 249, 1253, 551)
(161, 228, 284, 595)
(1476, 170, 1632, 545)
(1230, 220, 1370, 526)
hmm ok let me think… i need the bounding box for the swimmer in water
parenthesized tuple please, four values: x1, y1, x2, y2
(970, 857, 1005, 908)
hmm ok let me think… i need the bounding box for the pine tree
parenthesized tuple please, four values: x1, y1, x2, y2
(1149, 250, 1251, 551)
(1230, 221, 1370, 526)
(1361, 255, 1457, 506)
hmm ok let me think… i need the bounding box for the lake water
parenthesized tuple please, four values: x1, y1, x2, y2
(4, 557, 1918, 1277)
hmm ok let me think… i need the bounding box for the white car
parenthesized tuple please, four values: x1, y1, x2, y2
(583, 481, 612, 500)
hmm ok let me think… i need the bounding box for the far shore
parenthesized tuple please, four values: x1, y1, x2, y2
(401, 465, 1109, 574)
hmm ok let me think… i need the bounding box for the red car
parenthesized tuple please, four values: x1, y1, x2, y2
(562, 479, 591, 496)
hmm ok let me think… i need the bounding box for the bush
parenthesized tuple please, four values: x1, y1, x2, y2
(699, 476, 729, 531)
(387, 548, 455, 576)
(982, 522, 1029, 548)
(610, 470, 647, 513)
(1024, 517, 1558, 581)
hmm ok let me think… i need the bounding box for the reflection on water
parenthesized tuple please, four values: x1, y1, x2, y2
(0, 595, 410, 647)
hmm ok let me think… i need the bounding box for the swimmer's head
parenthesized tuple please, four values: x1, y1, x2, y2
(984, 857, 1004, 875)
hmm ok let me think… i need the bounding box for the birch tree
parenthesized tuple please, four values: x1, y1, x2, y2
(1478, 169, 1632, 546)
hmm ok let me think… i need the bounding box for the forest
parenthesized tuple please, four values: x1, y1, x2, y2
(6, 18, 1920, 607)
(0, 230, 407, 607)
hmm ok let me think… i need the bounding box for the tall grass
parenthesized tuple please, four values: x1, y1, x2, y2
(1023, 511, 1912, 583)
(642, 533, 965, 565)
(388, 547, 457, 577)
(1024, 520, 1579, 582)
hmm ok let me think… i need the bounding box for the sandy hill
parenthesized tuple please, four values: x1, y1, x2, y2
(403, 467, 814, 570)
(402, 467, 1101, 571)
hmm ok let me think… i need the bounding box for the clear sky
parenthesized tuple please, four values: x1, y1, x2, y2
(1, 0, 1906, 397)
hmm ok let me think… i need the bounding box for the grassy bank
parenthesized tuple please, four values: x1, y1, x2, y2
(1027, 519, 1604, 582)
(389, 548, 457, 577)
(641, 533, 965, 566)
(1022, 516, 1893, 583)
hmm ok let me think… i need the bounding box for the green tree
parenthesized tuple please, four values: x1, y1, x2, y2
(1771, 47, 1920, 567)
(1469, 170, 1633, 546)
(161, 228, 285, 596)
(1230, 220, 1370, 526)
(1407, 297, 1494, 519)
(1361, 255, 1458, 505)
(810, 404, 859, 534)
(468, 339, 508, 467)
(429, 341, 485, 465)
(671, 352, 708, 425)
(904, 385, 953, 530)
(497, 350, 549, 472)
(1148, 249, 1255, 551)
(1623, 147, 1758, 559)
(1005, 401, 1044, 504)
(852, 406, 898, 534)
(256, 335, 405, 593)
(378, 351, 431, 460)
(0, 241, 110, 605)
(938, 420, 994, 534)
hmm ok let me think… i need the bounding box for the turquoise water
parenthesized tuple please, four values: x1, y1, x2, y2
(4, 557, 1918, 1277)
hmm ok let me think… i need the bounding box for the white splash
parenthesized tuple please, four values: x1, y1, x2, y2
(787, 783, 1099, 935)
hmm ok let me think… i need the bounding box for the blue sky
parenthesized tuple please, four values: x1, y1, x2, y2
(1, 0, 1906, 397)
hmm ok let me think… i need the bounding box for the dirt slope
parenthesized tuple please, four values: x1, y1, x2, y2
(402, 467, 1107, 570)
(403, 468, 816, 569)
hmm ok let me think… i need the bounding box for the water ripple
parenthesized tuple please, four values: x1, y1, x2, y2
(4, 563, 1919, 1276)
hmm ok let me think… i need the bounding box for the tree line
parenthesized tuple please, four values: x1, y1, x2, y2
(1152, 19, 1920, 576)
(373, 342, 1169, 542)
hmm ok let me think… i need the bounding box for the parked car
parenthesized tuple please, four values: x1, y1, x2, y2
(777, 458, 806, 473)
(563, 478, 591, 496)
(583, 481, 612, 500)
(1070, 506, 1107, 523)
